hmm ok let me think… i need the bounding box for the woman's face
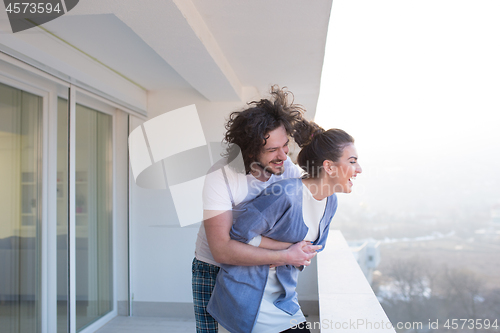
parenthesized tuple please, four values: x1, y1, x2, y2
(328, 144, 362, 193)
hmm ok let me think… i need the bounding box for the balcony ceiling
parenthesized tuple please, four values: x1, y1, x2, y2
(2, 0, 332, 115)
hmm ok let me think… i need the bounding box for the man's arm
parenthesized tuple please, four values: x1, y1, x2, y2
(204, 210, 320, 266)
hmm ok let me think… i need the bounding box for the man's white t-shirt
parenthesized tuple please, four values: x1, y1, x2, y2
(195, 156, 303, 266)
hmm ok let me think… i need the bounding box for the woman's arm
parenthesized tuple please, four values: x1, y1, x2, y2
(247, 234, 293, 250)
(259, 236, 292, 250)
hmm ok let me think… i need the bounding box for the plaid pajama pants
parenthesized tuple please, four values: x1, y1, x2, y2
(192, 258, 221, 333)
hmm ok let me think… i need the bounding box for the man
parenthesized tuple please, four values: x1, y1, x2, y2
(192, 86, 321, 333)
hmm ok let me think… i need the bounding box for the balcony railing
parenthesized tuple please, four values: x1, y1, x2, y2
(317, 230, 396, 332)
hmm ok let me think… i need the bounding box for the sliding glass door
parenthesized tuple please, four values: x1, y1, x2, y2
(0, 76, 115, 333)
(58, 99, 114, 332)
(0, 82, 43, 333)
(57, 97, 69, 333)
(74, 104, 113, 331)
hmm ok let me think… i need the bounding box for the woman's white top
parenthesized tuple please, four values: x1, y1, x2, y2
(250, 182, 327, 333)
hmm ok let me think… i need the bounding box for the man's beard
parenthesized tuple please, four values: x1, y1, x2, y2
(254, 158, 285, 176)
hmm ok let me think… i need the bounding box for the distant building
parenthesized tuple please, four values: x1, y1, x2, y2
(348, 239, 381, 284)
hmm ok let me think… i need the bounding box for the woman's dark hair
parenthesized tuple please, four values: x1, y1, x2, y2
(224, 85, 307, 173)
(295, 122, 354, 178)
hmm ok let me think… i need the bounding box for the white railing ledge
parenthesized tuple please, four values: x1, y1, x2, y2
(316, 230, 396, 332)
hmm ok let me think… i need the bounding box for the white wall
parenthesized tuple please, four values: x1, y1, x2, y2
(0, 23, 147, 114)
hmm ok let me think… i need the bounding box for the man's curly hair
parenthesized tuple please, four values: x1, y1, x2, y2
(224, 85, 307, 173)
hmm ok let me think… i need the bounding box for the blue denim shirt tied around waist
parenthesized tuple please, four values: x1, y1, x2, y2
(207, 178, 338, 333)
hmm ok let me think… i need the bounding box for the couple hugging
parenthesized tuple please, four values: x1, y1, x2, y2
(192, 86, 362, 333)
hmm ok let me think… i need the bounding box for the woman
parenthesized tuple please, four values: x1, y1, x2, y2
(207, 123, 362, 333)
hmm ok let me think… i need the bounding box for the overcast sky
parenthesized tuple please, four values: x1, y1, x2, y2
(315, 1, 500, 216)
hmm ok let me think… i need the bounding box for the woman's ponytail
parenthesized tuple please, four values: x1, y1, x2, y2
(293, 120, 325, 148)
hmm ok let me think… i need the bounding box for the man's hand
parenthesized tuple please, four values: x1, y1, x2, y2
(271, 241, 322, 267)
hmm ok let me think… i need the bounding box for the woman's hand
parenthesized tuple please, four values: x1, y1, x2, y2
(270, 240, 322, 267)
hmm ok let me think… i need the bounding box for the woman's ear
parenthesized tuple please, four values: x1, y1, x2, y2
(322, 160, 336, 176)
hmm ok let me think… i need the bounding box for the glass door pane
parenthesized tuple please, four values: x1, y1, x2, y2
(0, 82, 43, 333)
(74, 104, 112, 331)
(57, 97, 68, 333)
